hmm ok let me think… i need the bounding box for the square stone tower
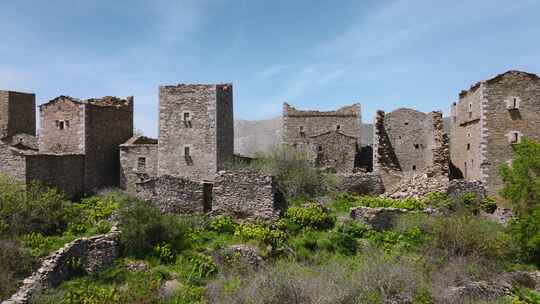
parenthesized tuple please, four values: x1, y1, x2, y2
(450, 70, 540, 196)
(0, 90, 36, 139)
(157, 84, 234, 181)
(39, 95, 134, 191)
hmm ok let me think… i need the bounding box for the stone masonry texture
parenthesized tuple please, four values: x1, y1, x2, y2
(211, 170, 285, 222)
(158, 84, 234, 181)
(119, 136, 159, 193)
(451, 70, 540, 197)
(0, 90, 36, 139)
(39, 95, 133, 193)
(282, 102, 361, 173)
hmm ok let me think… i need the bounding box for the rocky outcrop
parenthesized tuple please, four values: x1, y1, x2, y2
(2, 226, 120, 304)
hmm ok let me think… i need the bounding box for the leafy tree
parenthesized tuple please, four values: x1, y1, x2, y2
(500, 139, 540, 263)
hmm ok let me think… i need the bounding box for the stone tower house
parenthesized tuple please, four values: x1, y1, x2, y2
(0, 90, 36, 139)
(39, 95, 134, 192)
(450, 70, 540, 196)
(282, 102, 361, 172)
(157, 84, 234, 181)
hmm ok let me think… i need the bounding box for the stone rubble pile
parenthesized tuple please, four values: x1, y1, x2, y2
(384, 172, 450, 199)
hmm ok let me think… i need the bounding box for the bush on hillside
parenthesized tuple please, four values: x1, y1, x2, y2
(332, 193, 426, 212)
(249, 146, 339, 198)
(117, 200, 191, 257)
(0, 239, 38, 300)
(284, 203, 335, 231)
(0, 176, 71, 236)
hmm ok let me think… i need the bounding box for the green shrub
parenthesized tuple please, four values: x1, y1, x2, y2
(0, 239, 37, 300)
(210, 216, 236, 234)
(509, 204, 540, 263)
(0, 177, 71, 236)
(499, 139, 540, 264)
(332, 193, 426, 211)
(426, 214, 515, 261)
(117, 200, 191, 257)
(423, 192, 453, 210)
(234, 223, 286, 247)
(285, 203, 335, 230)
(481, 197, 498, 214)
(187, 253, 218, 283)
(153, 243, 175, 263)
(249, 146, 338, 198)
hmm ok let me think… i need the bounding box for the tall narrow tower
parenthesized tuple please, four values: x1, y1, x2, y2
(157, 84, 234, 181)
(0, 90, 35, 139)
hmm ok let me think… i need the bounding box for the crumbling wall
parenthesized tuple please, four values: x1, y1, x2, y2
(136, 175, 207, 214)
(119, 137, 158, 193)
(429, 111, 450, 176)
(158, 84, 234, 181)
(211, 170, 284, 222)
(372, 110, 402, 190)
(2, 226, 120, 304)
(0, 142, 28, 181)
(282, 102, 361, 146)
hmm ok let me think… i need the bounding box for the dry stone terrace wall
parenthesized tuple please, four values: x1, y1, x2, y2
(282, 102, 361, 146)
(2, 226, 120, 304)
(211, 170, 285, 222)
(136, 175, 208, 214)
(158, 84, 234, 182)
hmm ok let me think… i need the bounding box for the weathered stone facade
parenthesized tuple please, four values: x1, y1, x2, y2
(211, 170, 285, 222)
(157, 84, 234, 181)
(450, 70, 540, 196)
(337, 172, 385, 196)
(282, 102, 361, 173)
(2, 225, 120, 304)
(119, 136, 158, 193)
(39, 96, 134, 192)
(136, 175, 210, 214)
(373, 109, 449, 191)
(0, 90, 36, 139)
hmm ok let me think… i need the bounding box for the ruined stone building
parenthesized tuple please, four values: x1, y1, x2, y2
(282, 102, 362, 172)
(0, 92, 133, 197)
(450, 70, 540, 196)
(373, 109, 449, 190)
(120, 84, 283, 221)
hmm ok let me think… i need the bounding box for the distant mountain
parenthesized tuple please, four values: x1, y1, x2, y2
(234, 117, 450, 156)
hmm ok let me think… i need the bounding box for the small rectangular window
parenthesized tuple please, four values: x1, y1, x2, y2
(65, 120, 70, 128)
(59, 121, 65, 130)
(184, 146, 190, 157)
(183, 112, 190, 121)
(414, 144, 420, 149)
(299, 126, 305, 137)
(137, 157, 146, 172)
(467, 143, 470, 150)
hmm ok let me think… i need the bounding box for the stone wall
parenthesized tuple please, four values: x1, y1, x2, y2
(483, 71, 540, 196)
(158, 84, 234, 181)
(337, 172, 385, 195)
(309, 130, 357, 173)
(136, 175, 208, 214)
(372, 110, 402, 190)
(211, 170, 285, 222)
(25, 154, 85, 198)
(38, 97, 85, 154)
(451, 70, 540, 197)
(2, 226, 120, 304)
(119, 136, 158, 193)
(83, 98, 134, 192)
(0, 142, 28, 181)
(450, 85, 483, 181)
(0, 91, 35, 139)
(282, 102, 361, 146)
(429, 111, 450, 176)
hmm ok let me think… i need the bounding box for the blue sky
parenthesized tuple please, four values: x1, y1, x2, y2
(1, 0, 539, 137)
